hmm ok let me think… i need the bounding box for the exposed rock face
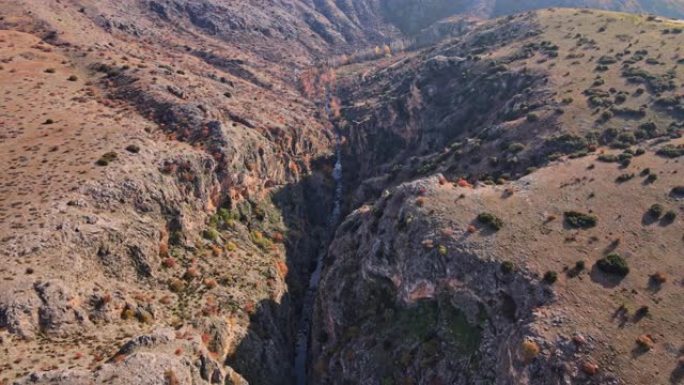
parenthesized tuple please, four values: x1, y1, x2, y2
(13, 328, 238, 385)
(0, 1, 348, 383)
(335, 12, 551, 206)
(311, 176, 552, 385)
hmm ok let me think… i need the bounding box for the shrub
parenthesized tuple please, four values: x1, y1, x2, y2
(597, 55, 617, 64)
(45, 68, 56, 73)
(251, 230, 273, 250)
(635, 305, 649, 318)
(616, 173, 634, 183)
(581, 362, 599, 376)
(226, 241, 237, 252)
(203, 228, 220, 241)
(564, 211, 598, 229)
(648, 204, 664, 218)
(501, 261, 515, 274)
(121, 306, 135, 320)
(161, 257, 176, 268)
(95, 151, 117, 166)
(671, 186, 684, 197)
(600, 110, 613, 121)
(526, 113, 539, 122)
(575, 260, 586, 271)
(651, 272, 667, 284)
(125, 144, 140, 153)
(67, 75, 78, 81)
(645, 174, 657, 184)
(636, 334, 654, 350)
(136, 308, 154, 324)
(477, 212, 504, 231)
(597, 154, 618, 162)
(656, 145, 684, 158)
(43, 118, 55, 125)
(165, 370, 180, 385)
(596, 253, 629, 276)
(543, 271, 558, 284)
(662, 210, 677, 223)
(521, 340, 540, 362)
(183, 266, 200, 280)
(508, 142, 525, 153)
(204, 278, 218, 289)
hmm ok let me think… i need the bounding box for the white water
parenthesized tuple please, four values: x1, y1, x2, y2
(294, 95, 343, 385)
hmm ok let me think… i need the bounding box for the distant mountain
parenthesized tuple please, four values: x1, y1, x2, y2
(491, 0, 684, 19)
(352, 0, 684, 35)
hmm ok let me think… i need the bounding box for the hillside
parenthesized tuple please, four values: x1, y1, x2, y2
(0, 2, 682, 385)
(492, 1, 684, 19)
(313, 8, 684, 385)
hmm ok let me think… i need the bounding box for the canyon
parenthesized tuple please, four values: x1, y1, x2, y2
(1, 1, 683, 385)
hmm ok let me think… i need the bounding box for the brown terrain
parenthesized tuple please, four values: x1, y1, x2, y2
(0, 1, 683, 385)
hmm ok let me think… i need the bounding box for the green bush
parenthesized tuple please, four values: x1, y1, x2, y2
(564, 211, 598, 229)
(656, 145, 684, 158)
(648, 204, 664, 218)
(501, 261, 515, 274)
(508, 142, 525, 153)
(96, 151, 117, 166)
(615, 173, 635, 183)
(203, 228, 220, 241)
(526, 113, 540, 122)
(597, 154, 618, 162)
(662, 210, 677, 223)
(596, 253, 629, 276)
(477, 212, 504, 231)
(543, 271, 558, 284)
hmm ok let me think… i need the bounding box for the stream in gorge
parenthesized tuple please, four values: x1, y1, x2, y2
(294, 93, 344, 385)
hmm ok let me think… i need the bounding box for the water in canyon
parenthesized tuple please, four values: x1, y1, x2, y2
(294, 94, 343, 385)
